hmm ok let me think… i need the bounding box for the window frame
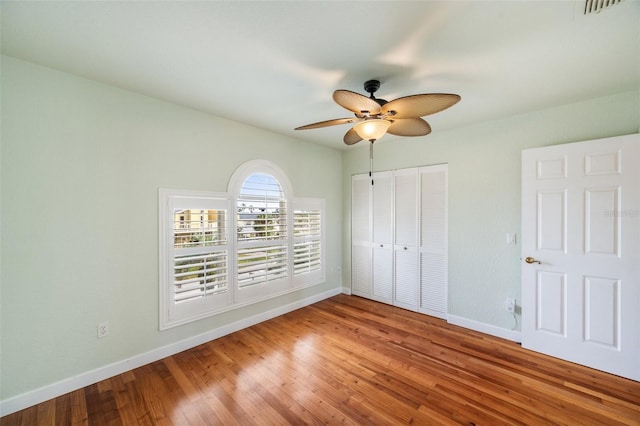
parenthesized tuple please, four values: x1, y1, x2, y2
(159, 160, 325, 330)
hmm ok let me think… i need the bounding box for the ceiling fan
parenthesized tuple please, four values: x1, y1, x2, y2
(295, 79, 460, 183)
(295, 79, 460, 145)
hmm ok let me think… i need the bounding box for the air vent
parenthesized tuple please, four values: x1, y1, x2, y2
(584, 0, 624, 14)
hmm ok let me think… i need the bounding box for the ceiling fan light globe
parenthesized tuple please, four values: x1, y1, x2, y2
(353, 119, 390, 141)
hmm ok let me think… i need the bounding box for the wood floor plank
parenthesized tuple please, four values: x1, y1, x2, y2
(172, 355, 237, 424)
(238, 327, 358, 425)
(3, 294, 640, 425)
(35, 399, 55, 426)
(17, 405, 37, 426)
(109, 375, 142, 426)
(217, 332, 325, 424)
(68, 389, 88, 426)
(53, 392, 71, 425)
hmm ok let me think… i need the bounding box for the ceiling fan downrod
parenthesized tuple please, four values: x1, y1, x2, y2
(370, 141, 374, 186)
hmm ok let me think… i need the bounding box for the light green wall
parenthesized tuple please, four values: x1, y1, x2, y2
(342, 90, 639, 331)
(0, 56, 343, 400)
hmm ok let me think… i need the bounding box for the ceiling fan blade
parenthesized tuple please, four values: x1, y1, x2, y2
(387, 118, 432, 136)
(294, 117, 356, 130)
(381, 93, 461, 119)
(333, 90, 381, 115)
(343, 128, 362, 145)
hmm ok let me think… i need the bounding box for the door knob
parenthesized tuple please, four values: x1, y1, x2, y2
(525, 257, 541, 264)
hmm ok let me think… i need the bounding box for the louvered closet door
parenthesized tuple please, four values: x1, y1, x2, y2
(419, 165, 448, 318)
(394, 169, 419, 311)
(351, 174, 372, 296)
(372, 171, 393, 303)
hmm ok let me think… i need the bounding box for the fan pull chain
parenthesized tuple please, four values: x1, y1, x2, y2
(369, 141, 374, 186)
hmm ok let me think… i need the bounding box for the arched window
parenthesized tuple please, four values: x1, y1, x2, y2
(236, 172, 288, 291)
(229, 160, 293, 300)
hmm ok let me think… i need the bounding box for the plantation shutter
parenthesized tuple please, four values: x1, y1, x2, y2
(160, 190, 231, 329)
(236, 173, 288, 290)
(293, 209, 321, 274)
(292, 198, 325, 286)
(173, 209, 228, 303)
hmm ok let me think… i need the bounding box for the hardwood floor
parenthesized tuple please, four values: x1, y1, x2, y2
(3, 294, 640, 425)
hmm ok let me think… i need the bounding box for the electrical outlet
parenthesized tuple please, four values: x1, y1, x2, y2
(97, 321, 109, 339)
(505, 298, 516, 313)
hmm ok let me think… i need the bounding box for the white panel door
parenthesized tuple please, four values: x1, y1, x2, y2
(351, 174, 371, 296)
(394, 169, 419, 310)
(419, 165, 448, 318)
(521, 134, 640, 381)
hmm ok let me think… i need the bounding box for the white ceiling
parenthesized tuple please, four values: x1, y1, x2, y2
(2, 1, 638, 150)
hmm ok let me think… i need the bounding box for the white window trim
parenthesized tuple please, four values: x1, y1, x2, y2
(227, 159, 293, 199)
(159, 161, 325, 330)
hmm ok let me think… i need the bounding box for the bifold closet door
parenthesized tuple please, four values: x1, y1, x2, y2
(350, 171, 393, 304)
(351, 174, 371, 296)
(352, 165, 448, 318)
(419, 165, 448, 318)
(394, 169, 419, 311)
(372, 171, 393, 303)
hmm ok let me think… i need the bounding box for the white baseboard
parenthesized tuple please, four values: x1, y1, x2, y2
(0, 287, 342, 417)
(341, 286, 352, 295)
(447, 314, 522, 343)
